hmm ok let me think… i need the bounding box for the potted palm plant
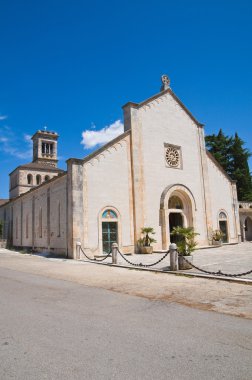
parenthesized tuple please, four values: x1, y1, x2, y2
(137, 227, 157, 254)
(170, 226, 199, 269)
(211, 229, 224, 246)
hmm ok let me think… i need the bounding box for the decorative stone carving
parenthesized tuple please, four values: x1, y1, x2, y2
(165, 146, 180, 168)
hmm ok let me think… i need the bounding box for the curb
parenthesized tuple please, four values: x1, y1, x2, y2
(78, 259, 252, 285)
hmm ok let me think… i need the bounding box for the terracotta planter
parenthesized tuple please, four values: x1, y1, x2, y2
(139, 246, 153, 254)
(178, 255, 193, 270)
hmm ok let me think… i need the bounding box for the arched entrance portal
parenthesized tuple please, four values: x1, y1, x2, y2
(160, 185, 196, 249)
(245, 217, 252, 241)
(169, 212, 183, 243)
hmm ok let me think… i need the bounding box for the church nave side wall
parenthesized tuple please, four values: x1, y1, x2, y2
(0, 175, 68, 255)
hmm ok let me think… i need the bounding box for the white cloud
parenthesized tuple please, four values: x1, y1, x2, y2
(0, 115, 7, 121)
(81, 120, 124, 149)
(24, 134, 32, 141)
(24, 134, 32, 146)
(0, 130, 33, 160)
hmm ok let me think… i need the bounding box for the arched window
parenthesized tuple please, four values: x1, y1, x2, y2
(27, 174, 33, 185)
(219, 212, 227, 220)
(245, 217, 252, 241)
(102, 209, 117, 219)
(239, 205, 243, 209)
(218, 211, 228, 243)
(101, 209, 118, 254)
(45, 175, 50, 182)
(36, 174, 41, 185)
(168, 196, 183, 209)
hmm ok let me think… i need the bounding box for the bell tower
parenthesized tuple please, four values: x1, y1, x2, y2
(32, 129, 59, 167)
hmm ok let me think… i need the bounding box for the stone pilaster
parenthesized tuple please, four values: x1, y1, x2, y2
(47, 188, 51, 250)
(197, 127, 213, 242)
(20, 200, 23, 246)
(231, 181, 241, 242)
(32, 196, 35, 250)
(123, 105, 145, 250)
(66, 158, 84, 259)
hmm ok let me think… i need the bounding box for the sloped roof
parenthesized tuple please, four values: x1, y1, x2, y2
(9, 162, 64, 175)
(67, 130, 131, 167)
(0, 199, 9, 206)
(122, 88, 204, 127)
(206, 151, 235, 183)
(82, 130, 131, 164)
(0, 172, 67, 208)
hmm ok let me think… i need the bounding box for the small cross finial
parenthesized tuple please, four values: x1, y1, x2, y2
(44, 126, 47, 131)
(160, 74, 170, 91)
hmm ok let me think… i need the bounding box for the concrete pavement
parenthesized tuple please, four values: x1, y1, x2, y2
(80, 242, 252, 280)
(0, 266, 252, 380)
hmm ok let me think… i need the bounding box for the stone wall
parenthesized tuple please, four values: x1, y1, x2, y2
(124, 91, 211, 248)
(9, 168, 61, 198)
(0, 174, 68, 256)
(123, 90, 240, 248)
(239, 202, 252, 241)
(83, 132, 134, 255)
(206, 155, 240, 243)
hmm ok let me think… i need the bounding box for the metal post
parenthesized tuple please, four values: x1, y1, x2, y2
(76, 241, 81, 260)
(169, 243, 178, 271)
(111, 242, 118, 264)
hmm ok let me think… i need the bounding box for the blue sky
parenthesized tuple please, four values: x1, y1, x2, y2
(0, 0, 252, 198)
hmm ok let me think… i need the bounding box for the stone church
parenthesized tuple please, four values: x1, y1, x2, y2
(0, 75, 242, 259)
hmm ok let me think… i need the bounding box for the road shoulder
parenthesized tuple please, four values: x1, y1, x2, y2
(0, 249, 251, 319)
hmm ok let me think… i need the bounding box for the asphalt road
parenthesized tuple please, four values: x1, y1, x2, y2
(0, 267, 251, 380)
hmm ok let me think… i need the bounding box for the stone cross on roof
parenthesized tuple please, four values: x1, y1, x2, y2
(160, 74, 170, 91)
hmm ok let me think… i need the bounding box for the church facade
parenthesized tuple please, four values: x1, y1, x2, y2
(0, 76, 241, 258)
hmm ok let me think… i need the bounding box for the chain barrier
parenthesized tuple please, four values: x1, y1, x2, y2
(116, 247, 170, 268)
(80, 246, 111, 262)
(79, 244, 252, 277)
(181, 256, 252, 277)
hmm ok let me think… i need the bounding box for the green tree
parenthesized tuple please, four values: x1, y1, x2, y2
(230, 133, 252, 201)
(205, 129, 233, 174)
(205, 129, 252, 201)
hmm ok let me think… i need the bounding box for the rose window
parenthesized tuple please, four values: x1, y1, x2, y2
(165, 147, 180, 167)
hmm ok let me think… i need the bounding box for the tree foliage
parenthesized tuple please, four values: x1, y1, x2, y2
(205, 129, 233, 174)
(205, 129, 252, 201)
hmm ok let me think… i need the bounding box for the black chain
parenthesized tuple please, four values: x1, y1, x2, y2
(80, 246, 111, 262)
(116, 248, 170, 268)
(181, 256, 252, 277)
(80, 244, 252, 277)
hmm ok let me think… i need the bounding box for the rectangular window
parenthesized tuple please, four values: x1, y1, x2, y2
(42, 142, 46, 154)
